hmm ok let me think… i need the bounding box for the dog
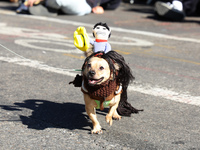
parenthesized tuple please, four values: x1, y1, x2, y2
(69, 51, 143, 134)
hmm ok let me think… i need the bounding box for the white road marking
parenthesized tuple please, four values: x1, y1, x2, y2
(0, 22, 154, 50)
(129, 85, 200, 106)
(22, 15, 200, 44)
(110, 36, 154, 46)
(1, 9, 200, 44)
(1, 56, 200, 107)
(15, 39, 82, 53)
(0, 56, 77, 77)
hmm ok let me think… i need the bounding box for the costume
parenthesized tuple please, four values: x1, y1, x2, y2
(90, 22, 111, 53)
(74, 22, 112, 53)
(69, 51, 143, 115)
(90, 39, 111, 53)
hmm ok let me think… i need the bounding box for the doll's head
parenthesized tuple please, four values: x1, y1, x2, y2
(93, 22, 111, 40)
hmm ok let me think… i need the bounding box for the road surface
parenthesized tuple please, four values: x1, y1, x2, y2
(0, 1, 200, 149)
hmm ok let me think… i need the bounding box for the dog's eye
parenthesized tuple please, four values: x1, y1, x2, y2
(100, 66, 104, 70)
(87, 64, 91, 68)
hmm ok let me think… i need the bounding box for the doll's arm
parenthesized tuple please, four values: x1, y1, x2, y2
(89, 38, 94, 45)
(105, 42, 111, 53)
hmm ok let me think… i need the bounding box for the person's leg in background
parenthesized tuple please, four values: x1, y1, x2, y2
(53, 0, 91, 15)
(182, 0, 200, 16)
(27, 0, 91, 16)
(155, 0, 185, 21)
(100, 0, 121, 10)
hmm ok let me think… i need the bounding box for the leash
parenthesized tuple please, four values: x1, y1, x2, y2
(0, 43, 26, 59)
(0, 43, 81, 72)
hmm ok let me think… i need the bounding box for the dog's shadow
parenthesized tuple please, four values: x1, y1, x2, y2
(0, 99, 91, 131)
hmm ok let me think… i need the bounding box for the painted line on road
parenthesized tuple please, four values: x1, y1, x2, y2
(22, 15, 200, 44)
(1, 10, 200, 44)
(135, 50, 200, 66)
(129, 85, 200, 106)
(1, 56, 200, 107)
(0, 56, 77, 77)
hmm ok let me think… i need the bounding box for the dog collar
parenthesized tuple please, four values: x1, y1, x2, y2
(96, 39, 107, 42)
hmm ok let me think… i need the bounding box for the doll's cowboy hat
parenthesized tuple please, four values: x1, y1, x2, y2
(74, 27, 90, 51)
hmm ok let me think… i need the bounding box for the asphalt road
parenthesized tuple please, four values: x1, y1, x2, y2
(0, 1, 200, 150)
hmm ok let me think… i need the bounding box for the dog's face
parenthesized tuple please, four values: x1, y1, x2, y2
(83, 56, 110, 86)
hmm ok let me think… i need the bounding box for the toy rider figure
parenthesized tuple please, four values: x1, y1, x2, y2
(90, 22, 111, 53)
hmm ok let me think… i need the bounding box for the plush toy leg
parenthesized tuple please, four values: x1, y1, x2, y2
(84, 44, 94, 57)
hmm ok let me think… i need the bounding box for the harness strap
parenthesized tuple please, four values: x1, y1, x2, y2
(115, 84, 122, 95)
(81, 80, 88, 93)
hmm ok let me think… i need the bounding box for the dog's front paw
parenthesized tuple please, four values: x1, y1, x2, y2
(106, 114, 113, 126)
(91, 125, 102, 134)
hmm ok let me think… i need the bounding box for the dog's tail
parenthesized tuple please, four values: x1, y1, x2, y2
(117, 88, 143, 116)
(106, 51, 143, 116)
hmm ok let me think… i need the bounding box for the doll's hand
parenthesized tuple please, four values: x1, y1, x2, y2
(92, 6, 104, 14)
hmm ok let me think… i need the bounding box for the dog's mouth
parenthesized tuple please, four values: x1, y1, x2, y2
(88, 77, 104, 85)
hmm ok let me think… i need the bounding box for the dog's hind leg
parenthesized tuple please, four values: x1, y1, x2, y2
(84, 94, 102, 134)
(113, 109, 122, 120)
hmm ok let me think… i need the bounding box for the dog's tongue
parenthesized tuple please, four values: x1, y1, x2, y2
(89, 78, 101, 85)
(89, 79, 97, 84)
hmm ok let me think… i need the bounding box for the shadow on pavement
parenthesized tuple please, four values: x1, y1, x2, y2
(0, 99, 91, 131)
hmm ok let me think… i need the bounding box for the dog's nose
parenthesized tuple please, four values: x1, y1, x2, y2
(89, 70, 96, 76)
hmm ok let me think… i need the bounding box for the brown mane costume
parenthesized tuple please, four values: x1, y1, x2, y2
(69, 51, 143, 116)
(82, 76, 118, 101)
(81, 74, 122, 110)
